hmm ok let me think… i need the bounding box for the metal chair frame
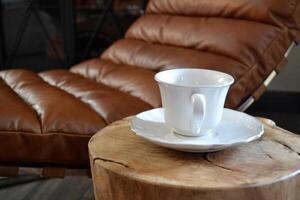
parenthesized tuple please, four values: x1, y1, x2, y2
(238, 42, 296, 111)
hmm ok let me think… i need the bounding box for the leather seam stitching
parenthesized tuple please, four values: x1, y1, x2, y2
(0, 131, 92, 137)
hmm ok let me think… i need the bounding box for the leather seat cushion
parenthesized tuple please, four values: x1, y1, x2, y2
(0, 70, 152, 167)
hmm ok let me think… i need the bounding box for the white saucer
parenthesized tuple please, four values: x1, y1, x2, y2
(130, 108, 264, 152)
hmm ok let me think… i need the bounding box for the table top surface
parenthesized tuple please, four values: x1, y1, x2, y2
(89, 117, 300, 190)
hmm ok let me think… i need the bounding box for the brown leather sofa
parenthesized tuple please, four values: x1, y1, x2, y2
(0, 0, 299, 173)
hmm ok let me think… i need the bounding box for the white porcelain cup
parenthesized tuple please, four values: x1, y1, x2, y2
(155, 68, 234, 137)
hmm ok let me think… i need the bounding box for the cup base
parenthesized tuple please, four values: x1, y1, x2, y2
(172, 128, 216, 138)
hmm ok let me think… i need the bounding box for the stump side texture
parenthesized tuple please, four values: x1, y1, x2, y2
(89, 117, 300, 200)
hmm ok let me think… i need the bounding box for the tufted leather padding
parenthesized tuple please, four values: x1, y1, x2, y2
(0, 0, 299, 167)
(0, 69, 151, 167)
(70, 59, 160, 108)
(100, 24, 291, 108)
(146, 0, 300, 42)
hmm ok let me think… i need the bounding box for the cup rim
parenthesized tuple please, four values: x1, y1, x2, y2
(154, 68, 234, 88)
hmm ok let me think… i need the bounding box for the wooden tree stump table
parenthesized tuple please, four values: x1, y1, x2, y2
(89, 117, 300, 200)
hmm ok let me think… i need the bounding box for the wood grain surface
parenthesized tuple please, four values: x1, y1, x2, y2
(89, 117, 300, 200)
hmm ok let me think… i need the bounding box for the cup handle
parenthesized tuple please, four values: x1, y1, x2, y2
(191, 93, 206, 135)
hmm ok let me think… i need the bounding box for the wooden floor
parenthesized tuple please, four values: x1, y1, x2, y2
(0, 175, 94, 200)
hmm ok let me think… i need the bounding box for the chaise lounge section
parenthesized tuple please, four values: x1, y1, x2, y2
(0, 0, 300, 174)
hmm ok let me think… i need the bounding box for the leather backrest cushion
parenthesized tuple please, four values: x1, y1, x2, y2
(125, 14, 286, 69)
(98, 0, 297, 109)
(146, 0, 300, 41)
